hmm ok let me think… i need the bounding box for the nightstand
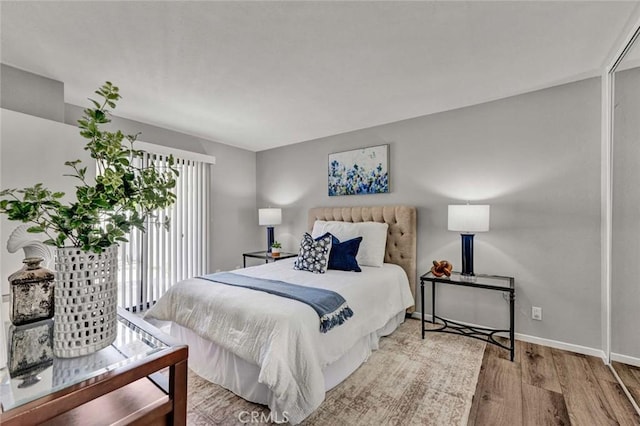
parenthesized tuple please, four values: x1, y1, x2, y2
(243, 250, 298, 268)
(420, 271, 515, 361)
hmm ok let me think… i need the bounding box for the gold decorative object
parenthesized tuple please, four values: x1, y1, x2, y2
(430, 260, 453, 277)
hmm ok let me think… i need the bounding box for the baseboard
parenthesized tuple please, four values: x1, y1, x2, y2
(515, 332, 606, 359)
(611, 352, 640, 367)
(410, 312, 425, 320)
(411, 312, 606, 360)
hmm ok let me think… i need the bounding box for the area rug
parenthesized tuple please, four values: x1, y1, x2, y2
(186, 319, 485, 425)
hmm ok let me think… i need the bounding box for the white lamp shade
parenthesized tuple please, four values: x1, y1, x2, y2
(448, 205, 490, 232)
(259, 208, 282, 226)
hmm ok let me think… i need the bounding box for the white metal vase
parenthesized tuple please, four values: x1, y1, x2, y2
(53, 246, 118, 358)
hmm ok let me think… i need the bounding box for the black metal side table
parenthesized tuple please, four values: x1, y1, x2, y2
(242, 251, 298, 268)
(420, 271, 515, 361)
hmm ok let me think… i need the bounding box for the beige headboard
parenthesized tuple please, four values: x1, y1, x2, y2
(308, 205, 417, 312)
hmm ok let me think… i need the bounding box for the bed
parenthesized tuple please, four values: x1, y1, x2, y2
(144, 205, 417, 424)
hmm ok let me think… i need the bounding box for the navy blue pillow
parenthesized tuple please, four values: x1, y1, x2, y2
(315, 233, 362, 272)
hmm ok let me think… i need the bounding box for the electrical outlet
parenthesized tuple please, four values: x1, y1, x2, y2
(532, 306, 542, 321)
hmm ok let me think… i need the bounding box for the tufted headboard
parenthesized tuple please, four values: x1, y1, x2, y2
(308, 205, 417, 312)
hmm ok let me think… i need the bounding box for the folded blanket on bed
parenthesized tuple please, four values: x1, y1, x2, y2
(199, 272, 354, 332)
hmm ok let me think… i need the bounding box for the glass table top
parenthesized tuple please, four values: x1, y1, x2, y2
(421, 271, 514, 291)
(0, 312, 168, 411)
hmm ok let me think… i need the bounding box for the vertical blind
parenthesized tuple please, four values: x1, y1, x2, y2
(117, 153, 210, 311)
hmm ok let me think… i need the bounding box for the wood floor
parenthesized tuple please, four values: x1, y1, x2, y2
(613, 361, 640, 405)
(468, 339, 640, 425)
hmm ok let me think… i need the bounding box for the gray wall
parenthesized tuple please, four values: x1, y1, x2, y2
(611, 66, 640, 359)
(1, 65, 259, 274)
(257, 77, 603, 349)
(1, 64, 65, 122)
(2, 64, 605, 348)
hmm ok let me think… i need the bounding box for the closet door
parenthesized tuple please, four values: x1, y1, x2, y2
(611, 26, 640, 411)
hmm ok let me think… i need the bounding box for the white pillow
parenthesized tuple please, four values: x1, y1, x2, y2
(311, 220, 388, 267)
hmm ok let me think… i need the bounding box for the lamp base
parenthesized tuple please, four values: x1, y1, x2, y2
(266, 227, 274, 253)
(460, 233, 475, 276)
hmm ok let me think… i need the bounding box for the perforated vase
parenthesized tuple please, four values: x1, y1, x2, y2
(53, 246, 118, 358)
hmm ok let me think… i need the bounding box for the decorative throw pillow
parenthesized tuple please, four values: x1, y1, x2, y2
(327, 235, 362, 272)
(293, 232, 332, 274)
(311, 220, 388, 267)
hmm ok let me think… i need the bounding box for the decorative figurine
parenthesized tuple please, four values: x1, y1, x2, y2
(6, 224, 53, 266)
(8, 257, 55, 325)
(7, 225, 56, 325)
(430, 260, 453, 277)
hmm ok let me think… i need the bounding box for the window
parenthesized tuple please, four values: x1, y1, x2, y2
(117, 150, 212, 311)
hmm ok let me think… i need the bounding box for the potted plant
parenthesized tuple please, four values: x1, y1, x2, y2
(271, 241, 282, 257)
(0, 82, 178, 357)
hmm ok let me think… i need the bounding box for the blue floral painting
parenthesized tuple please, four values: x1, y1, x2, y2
(328, 144, 389, 196)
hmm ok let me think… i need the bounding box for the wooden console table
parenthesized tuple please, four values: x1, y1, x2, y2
(0, 307, 188, 425)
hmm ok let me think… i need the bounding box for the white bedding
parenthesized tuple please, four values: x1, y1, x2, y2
(144, 258, 414, 424)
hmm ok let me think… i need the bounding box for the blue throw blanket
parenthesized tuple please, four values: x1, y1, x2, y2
(199, 272, 354, 333)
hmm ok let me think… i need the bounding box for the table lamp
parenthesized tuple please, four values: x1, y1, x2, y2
(448, 204, 490, 276)
(259, 208, 282, 253)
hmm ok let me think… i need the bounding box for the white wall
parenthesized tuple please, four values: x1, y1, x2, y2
(0, 109, 95, 296)
(256, 77, 603, 350)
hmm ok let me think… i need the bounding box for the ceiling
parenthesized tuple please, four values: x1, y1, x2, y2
(1, 1, 638, 152)
(617, 25, 640, 71)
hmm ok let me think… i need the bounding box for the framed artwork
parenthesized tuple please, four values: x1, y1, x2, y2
(328, 144, 389, 196)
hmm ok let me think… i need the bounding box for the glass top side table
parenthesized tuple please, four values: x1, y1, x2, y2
(420, 271, 516, 361)
(1, 307, 188, 425)
(243, 250, 298, 267)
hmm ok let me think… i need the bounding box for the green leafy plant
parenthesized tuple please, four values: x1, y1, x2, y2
(271, 241, 282, 249)
(0, 82, 178, 253)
